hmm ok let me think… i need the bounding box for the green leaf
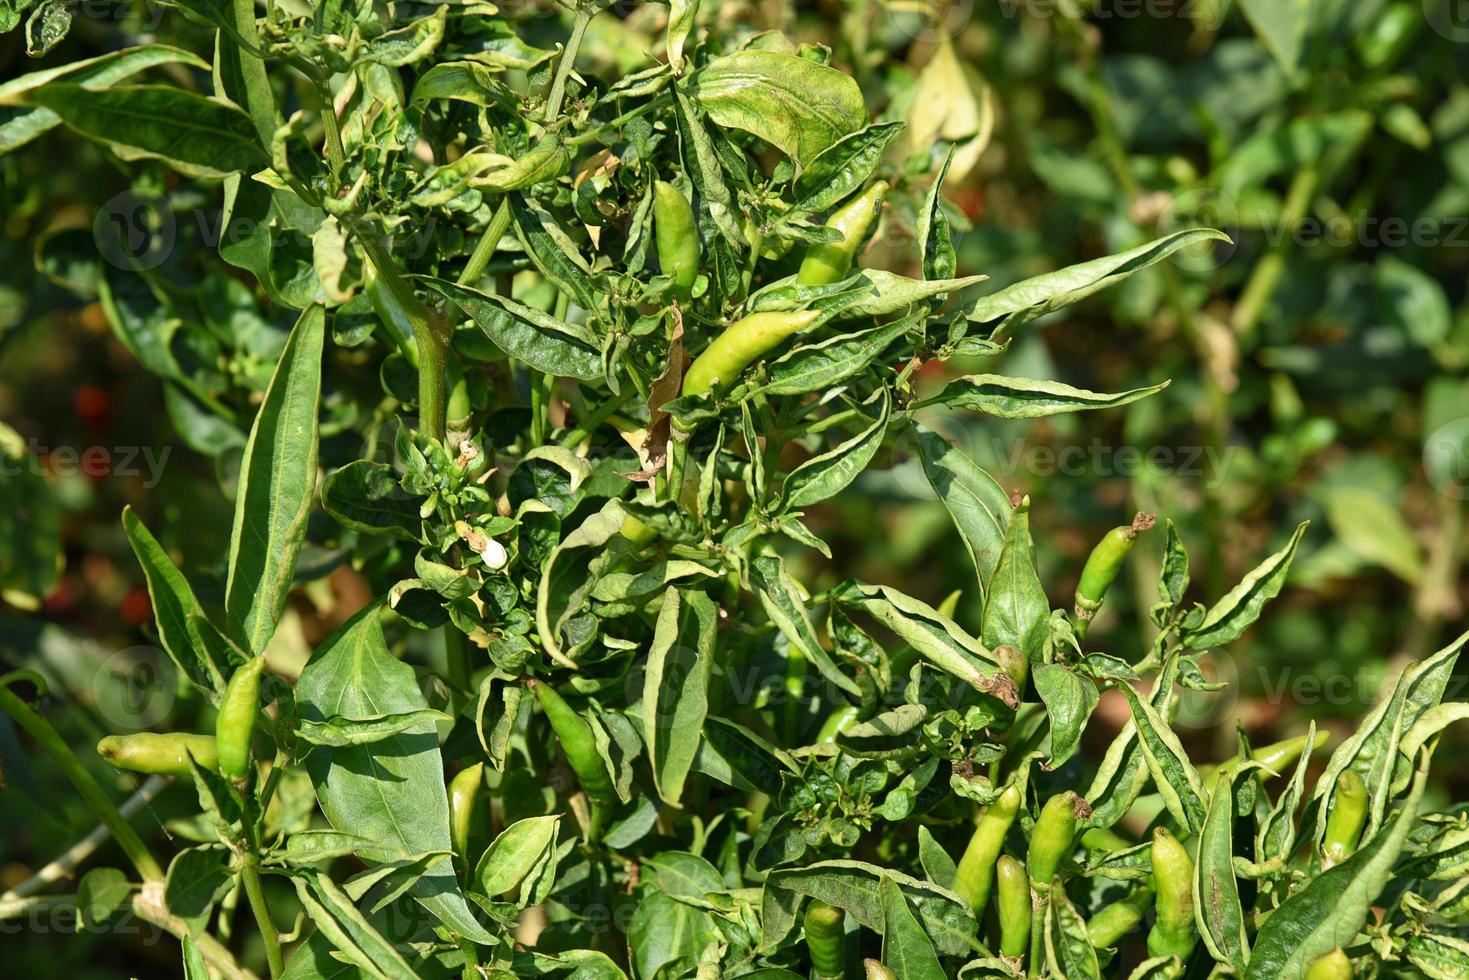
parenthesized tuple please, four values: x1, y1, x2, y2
(830, 580, 1016, 706)
(627, 890, 718, 979)
(225, 304, 325, 655)
(689, 49, 867, 167)
(164, 846, 231, 924)
(76, 867, 131, 928)
(293, 869, 420, 980)
(474, 815, 561, 904)
(757, 313, 916, 397)
(24, 84, 267, 178)
(644, 588, 716, 807)
(1181, 522, 1307, 650)
(295, 605, 493, 943)
(1322, 486, 1424, 585)
(428, 278, 603, 381)
(297, 709, 452, 747)
(321, 461, 424, 541)
(1033, 665, 1098, 770)
(918, 375, 1169, 419)
(1194, 769, 1248, 971)
(1238, 0, 1310, 75)
(0, 44, 208, 154)
(981, 497, 1050, 669)
(965, 229, 1229, 335)
(701, 716, 797, 796)
(879, 875, 947, 980)
(916, 425, 1013, 604)
(836, 271, 989, 319)
(761, 860, 977, 958)
(0, 426, 61, 611)
(751, 555, 860, 697)
(1084, 656, 1180, 829)
(1118, 672, 1209, 835)
(1313, 630, 1467, 840)
(780, 389, 890, 510)
(1257, 721, 1319, 865)
(1245, 753, 1429, 980)
(1045, 883, 1102, 980)
(792, 121, 905, 212)
(121, 507, 226, 695)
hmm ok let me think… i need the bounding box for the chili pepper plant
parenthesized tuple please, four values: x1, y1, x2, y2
(0, 2, 1466, 979)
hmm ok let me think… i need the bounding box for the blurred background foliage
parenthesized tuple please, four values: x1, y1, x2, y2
(2, 0, 1468, 971)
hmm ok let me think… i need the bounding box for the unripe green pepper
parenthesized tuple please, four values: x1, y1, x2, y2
(215, 657, 265, 779)
(1086, 886, 1154, 948)
(1147, 828, 1197, 961)
(1074, 512, 1155, 635)
(681, 309, 823, 397)
(797, 182, 888, 285)
(1305, 947, 1354, 980)
(1322, 770, 1368, 868)
(995, 853, 1030, 959)
(952, 783, 1022, 914)
(814, 703, 859, 744)
(449, 761, 484, 864)
(804, 899, 846, 979)
(1198, 730, 1330, 788)
(98, 732, 218, 775)
(1354, 4, 1419, 70)
(1027, 791, 1082, 885)
(530, 679, 616, 806)
(653, 180, 699, 301)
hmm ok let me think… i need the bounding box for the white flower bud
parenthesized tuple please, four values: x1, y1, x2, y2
(478, 538, 509, 570)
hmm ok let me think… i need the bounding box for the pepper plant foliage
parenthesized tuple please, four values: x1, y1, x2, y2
(4, 2, 1468, 979)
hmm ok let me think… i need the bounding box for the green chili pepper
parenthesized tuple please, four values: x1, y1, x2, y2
(953, 783, 1022, 914)
(530, 679, 616, 807)
(995, 853, 1030, 960)
(797, 182, 889, 285)
(653, 180, 699, 301)
(1305, 947, 1354, 980)
(215, 657, 265, 779)
(1199, 730, 1330, 788)
(1354, 4, 1420, 70)
(98, 732, 218, 776)
(681, 309, 823, 397)
(1074, 512, 1155, 636)
(1322, 770, 1368, 868)
(1147, 827, 1197, 961)
(804, 899, 846, 979)
(814, 703, 859, 744)
(1027, 791, 1082, 886)
(449, 761, 484, 864)
(1086, 886, 1154, 948)
(863, 960, 897, 980)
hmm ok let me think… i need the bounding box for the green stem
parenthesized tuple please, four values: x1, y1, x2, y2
(559, 390, 632, 448)
(531, 370, 554, 447)
(0, 686, 163, 882)
(313, 72, 347, 176)
(457, 199, 513, 288)
(566, 93, 672, 147)
(543, 6, 593, 124)
(352, 224, 450, 441)
(241, 855, 283, 979)
(444, 628, 471, 694)
(1232, 165, 1319, 341)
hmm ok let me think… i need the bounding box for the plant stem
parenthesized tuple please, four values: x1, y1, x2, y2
(240, 855, 283, 979)
(565, 93, 672, 147)
(457, 199, 513, 288)
(1231, 165, 1318, 341)
(0, 686, 163, 882)
(1, 775, 169, 901)
(353, 225, 450, 441)
(134, 883, 263, 980)
(543, 6, 593, 125)
(559, 390, 632, 448)
(314, 72, 347, 176)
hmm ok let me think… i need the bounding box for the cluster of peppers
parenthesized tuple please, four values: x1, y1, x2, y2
(97, 656, 264, 781)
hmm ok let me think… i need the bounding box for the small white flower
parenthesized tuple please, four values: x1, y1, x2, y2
(478, 538, 509, 570)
